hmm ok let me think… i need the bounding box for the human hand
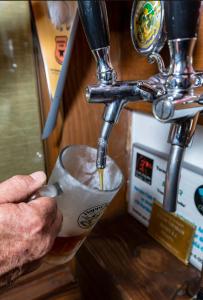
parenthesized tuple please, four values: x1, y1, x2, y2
(0, 171, 62, 286)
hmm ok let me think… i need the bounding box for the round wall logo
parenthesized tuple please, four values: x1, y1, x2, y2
(194, 185, 203, 216)
(77, 204, 108, 229)
(133, 1, 162, 50)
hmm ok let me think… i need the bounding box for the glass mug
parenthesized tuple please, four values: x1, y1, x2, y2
(38, 145, 123, 264)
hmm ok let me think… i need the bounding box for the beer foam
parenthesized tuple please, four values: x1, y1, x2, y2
(61, 146, 123, 191)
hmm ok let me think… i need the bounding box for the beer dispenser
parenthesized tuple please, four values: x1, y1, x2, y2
(78, 0, 203, 298)
(78, 0, 203, 214)
(150, 2, 202, 298)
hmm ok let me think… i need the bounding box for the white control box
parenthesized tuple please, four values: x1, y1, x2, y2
(128, 112, 203, 270)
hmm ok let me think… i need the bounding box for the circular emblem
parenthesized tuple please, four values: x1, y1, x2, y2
(194, 185, 203, 216)
(131, 0, 165, 55)
(77, 204, 108, 229)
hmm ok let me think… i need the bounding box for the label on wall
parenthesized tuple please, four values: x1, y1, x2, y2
(31, 1, 77, 99)
(148, 202, 195, 264)
(128, 142, 203, 270)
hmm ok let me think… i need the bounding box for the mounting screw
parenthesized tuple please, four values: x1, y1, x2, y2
(154, 99, 173, 121)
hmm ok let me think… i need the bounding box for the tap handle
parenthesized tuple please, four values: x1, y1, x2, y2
(164, 0, 201, 39)
(78, 0, 109, 50)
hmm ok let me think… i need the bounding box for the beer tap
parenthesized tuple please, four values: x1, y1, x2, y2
(77, 0, 116, 170)
(152, 0, 202, 212)
(78, 0, 164, 170)
(78, 1, 203, 297)
(78, 0, 202, 214)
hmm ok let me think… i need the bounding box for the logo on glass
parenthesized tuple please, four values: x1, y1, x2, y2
(78, 204, 107, 229)
(135, 153, 153, 185)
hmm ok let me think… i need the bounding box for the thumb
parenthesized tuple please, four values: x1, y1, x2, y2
(0, 171, 46, 204)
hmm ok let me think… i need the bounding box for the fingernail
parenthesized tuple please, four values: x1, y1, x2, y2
(30, 171, 47, 184)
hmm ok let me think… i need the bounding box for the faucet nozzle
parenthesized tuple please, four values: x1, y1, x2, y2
(163, 115, 199, 212)
(97, 138, 108, 169)
(96, 121, 113, 169)
(163, 145, 185, 212)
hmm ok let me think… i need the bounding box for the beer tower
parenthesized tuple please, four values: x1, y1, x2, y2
(78, 0, 203, 297)
(78, 0, 203, 213)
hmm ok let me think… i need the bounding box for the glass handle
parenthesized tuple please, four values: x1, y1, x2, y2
(29, 182, 63, 201)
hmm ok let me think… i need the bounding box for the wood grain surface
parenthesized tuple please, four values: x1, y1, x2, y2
(76, 214, 200, 300)
(0, 262, 76, 300)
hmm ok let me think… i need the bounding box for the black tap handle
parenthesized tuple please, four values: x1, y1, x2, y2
(164, 0, 201, 40)
(78, 0, 109, 50)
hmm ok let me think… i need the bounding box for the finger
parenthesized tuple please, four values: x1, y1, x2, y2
(50, 208, 63, 239)
(0, 172, 46, 204)
(28, 197, 58, 226)
(41, 209, 63, 254)
(49, 209, 63, 251)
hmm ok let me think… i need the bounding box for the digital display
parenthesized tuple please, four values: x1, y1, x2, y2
(135, 153, 153, 185)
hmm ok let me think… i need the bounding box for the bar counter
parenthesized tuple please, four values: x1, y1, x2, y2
(76, 214, 200, 300)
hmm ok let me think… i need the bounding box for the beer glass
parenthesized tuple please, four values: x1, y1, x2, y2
(39, 145, 123, 264)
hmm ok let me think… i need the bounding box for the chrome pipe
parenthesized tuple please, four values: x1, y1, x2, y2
(163, 115, 199, 212)
(86, 80, 162, 104)
(163, 145, 185, 212)
(92, 47, 116, 84)
(96, 121, 113, 169)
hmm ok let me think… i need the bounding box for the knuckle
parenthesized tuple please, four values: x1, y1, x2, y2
(39, 234, 54, 256)
(12, 175, 24, 182)
(40, 197, 57, 218)
(41, 197, 57, 211)
(32, 236, 53, 259)
(46, 235, 54, 251)
(29, 210, 46, 234)
(52, 210, 63, 235)
(28, 198, 57, 230)
(36, 215, 46, 231)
